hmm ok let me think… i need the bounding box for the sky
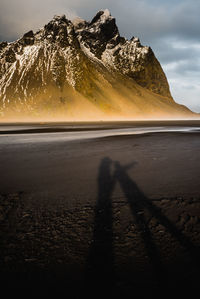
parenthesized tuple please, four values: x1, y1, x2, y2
(0, 0, 200, 112)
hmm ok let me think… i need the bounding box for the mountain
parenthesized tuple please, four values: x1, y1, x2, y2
(0, 9, 194, 120)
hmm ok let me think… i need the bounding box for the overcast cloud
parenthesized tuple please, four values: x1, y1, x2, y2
(0, 0, 199, 112)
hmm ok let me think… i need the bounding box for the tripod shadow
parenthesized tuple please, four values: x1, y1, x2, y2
(85, 157, 199, 296)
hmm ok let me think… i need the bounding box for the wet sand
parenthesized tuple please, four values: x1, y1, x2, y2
(0, 122, 200, 298)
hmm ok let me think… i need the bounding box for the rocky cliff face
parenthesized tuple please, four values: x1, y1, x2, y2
(75, 10, 171, 97)
(0, 9, 192, 119)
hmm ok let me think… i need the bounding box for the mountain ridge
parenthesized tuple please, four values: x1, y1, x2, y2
(0, 9, 194, 120)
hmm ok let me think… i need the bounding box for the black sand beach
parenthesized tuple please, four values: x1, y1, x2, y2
(0, 121, 200, 298)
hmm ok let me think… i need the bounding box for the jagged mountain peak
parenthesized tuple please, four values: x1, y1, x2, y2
(90, 9, 113, 24)
(52, 14, 68, 22)
(89, 9, 118, 39)
(44, 14, 72, 30)
(0, 9, 193, 119)
(76, 10, 119, 59)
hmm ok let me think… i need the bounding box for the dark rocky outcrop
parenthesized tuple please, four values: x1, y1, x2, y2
(0, 41, 8, 52)
(22, 30, 35, 45)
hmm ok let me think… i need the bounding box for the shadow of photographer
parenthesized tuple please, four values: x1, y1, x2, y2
(85, 157, 199, 297)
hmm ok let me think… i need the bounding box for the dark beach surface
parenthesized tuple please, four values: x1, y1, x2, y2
(0, 120, 200, 298)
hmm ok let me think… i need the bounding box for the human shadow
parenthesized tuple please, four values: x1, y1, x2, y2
(85, 157, 116, 296)
(85, 158, 199, 297)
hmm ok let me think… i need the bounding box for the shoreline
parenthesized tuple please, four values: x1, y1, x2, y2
(0, 121, 200, 140)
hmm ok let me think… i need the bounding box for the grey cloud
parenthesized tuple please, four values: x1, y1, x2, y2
(152, 39, 200, 64)
(176, 61, 200, 74)
(0, 0, 78, 41)
(1, 0, 199, 46)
